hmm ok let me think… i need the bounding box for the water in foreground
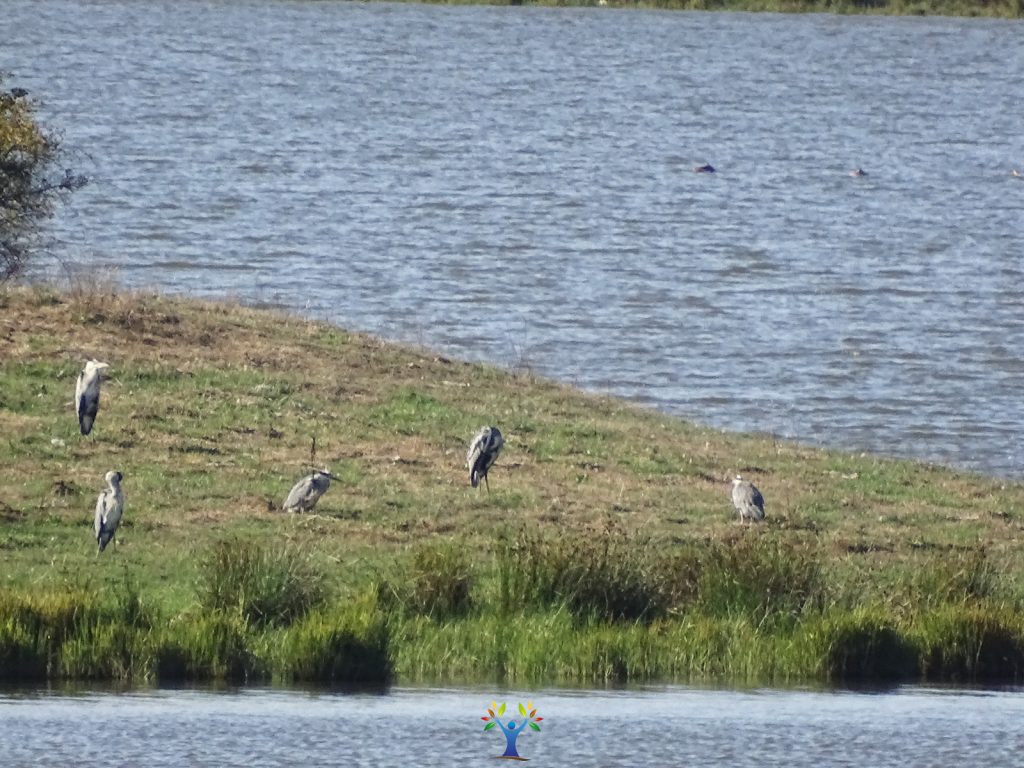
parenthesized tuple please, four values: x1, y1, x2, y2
(1, 685, 1022, 766)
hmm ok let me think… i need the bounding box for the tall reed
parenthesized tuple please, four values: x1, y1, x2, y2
(495, 521, 672, 622)
(392, 540, 476, 619)
(276, 594, 391, 684)
(198, 538, 327, 627)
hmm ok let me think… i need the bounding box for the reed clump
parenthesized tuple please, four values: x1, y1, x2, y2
(154, 614, 260, 683)
(688, 533, 827, 627)
(0, 590, 100, 680)
(496, 521, 672, 622)
(913, 605, 1024, 682)
(378, 540, 476, 619)
(198, 539, 327, 628)
(277, 596, 391, 684)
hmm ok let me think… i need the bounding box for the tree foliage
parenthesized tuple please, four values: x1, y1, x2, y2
(0, 73, 86, 281)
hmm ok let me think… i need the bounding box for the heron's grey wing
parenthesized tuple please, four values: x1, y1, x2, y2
(283, 476, 313, 510)
(750, 485, 765, 514)
(311, 473, 331, 497)
(731, 483, 745, 510)
(488, 429, 504, 459)
(489, 427, 504, 449)
(94, 490, 107, 539)
(76, 371, 101, 435)
(75, 370, 86, 409)
(467, 431, 485, 468)
(95, 490, 120, 550)
(105, 493, 124, 533)
(467, 432, 487, 486)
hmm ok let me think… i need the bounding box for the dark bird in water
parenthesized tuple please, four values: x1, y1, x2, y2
(75, 359, 110, 435)
(850, 168, 867, 177)
(283, 469, 335, 513)
(731, 475, 765, 524)
(694, 164, 716, 173)
(467, 426, 504, 491)
(94, 470, 125, 553)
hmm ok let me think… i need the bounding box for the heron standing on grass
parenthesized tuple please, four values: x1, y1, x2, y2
(283, 469, 335, 513)
(75, 359, 110, 435)
(731, 475, 765, 524)
(94, 470, 125, 553)
(467, 426, 504, 491)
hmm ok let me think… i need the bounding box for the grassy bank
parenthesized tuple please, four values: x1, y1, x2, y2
(389, 0, 1023, 20)
(1, 284, 1023, 686)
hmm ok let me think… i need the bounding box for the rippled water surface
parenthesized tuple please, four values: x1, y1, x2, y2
(5, 1, 1024, 476)
(2, 685, 1023, 766)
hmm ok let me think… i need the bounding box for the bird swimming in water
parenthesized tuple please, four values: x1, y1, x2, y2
(731, 475, 765, 524)
(467, 426, 504, 491)
(94, 470, 125, 553)
(283, 469, 335, 513)
(75, 359, 110, 436)
(694, 164, 716, 173)
(850, 168, 867, 177)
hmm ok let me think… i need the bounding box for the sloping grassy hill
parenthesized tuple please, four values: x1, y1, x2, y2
(1, 284, 1023, 685)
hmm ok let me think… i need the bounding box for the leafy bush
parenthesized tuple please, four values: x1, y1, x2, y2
(0, 77, 86, 280)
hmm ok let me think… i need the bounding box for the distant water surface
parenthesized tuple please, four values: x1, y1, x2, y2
(5, 0, 1024, 476)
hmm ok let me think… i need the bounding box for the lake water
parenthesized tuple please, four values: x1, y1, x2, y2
(4, 1, 1023, 478)
(2, 684, 1023, 766)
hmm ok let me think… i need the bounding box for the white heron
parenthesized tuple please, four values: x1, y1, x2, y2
(94, 470, 125, 553)
(283, 469, 335, 513)
(467, 426, 504, 491)
(731, 475, 765, 524)
(75, 359, 110, 435)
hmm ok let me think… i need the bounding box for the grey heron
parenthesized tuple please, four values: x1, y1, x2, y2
(467, 426, 504, 491)
(75, 359, 110, 435)
(731, 475, 765, 524)
(283, 469, 335, 513)
(94, 470, 125, 553)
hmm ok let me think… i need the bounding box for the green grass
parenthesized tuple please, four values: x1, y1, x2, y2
(1, 284, 1024, 686)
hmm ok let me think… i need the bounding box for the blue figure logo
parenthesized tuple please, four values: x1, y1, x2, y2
(482, 700, 542, 760)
